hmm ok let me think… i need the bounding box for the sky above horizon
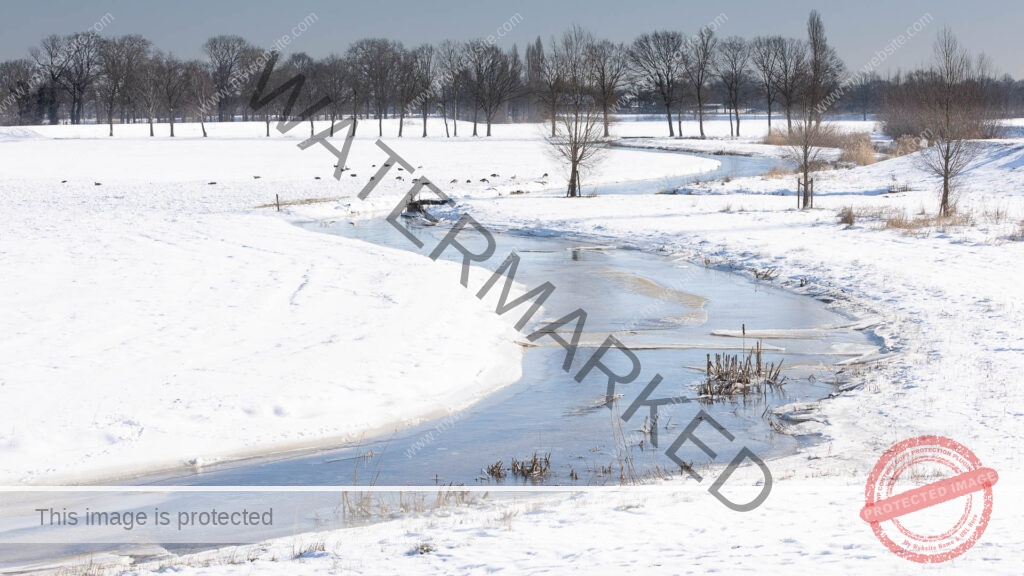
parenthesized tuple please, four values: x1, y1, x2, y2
(1, 0, 1021, 78)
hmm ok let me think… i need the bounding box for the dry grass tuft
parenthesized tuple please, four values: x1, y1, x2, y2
(764, 165, 794, 179)
(838, 133, 876, 165)
(837, 206, 855, 227)
(762, 129, 791, 146)
(1012, 220, 1024, 241)
(884, 209, 974, 233)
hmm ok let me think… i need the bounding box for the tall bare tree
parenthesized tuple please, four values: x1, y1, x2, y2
(682, 29, 717, 138)
(135, 54, 161, 136)
(156, 54, 188, 137)
(474, 44, 521, 137)
(348, 38, 400, 137)
(548, 26, 605, 197)
(774, 38, 807, 133)
(33, 32, 101, 124)
(0, 59, 37, 125)
(436, 40, 464, 137)
(202, 35, 248, 122)
(393, 46, 419, 137)
(318, 54, 353, 137)
(629, 31, 683, 137)
(412, 44, 436, 137)
(918, 28, 989, 216)
(714, 36, 750, 137)
(588, 40, 628, 137)
(96, 35, 150, 136)
(285, 52, 319, 136)
(750, 36, 782, 131)
(530, 36, 565, 137)
(805, 10, 844, 122)
(185, 60, 213, 137)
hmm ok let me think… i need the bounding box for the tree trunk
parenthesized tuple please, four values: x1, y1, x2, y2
(472, 107, 478, 136)
(200, 117, 207, 137)
(398, 112, 404, 137)
(453, 95, 459, 137)
(676, 101, 683, 138)
(786, 104, 793, 133)
(108, 108, 114, 137)
(665, 103, 674, 137)
(148, 116, 154, 137)
(734, 100, 741, 137)
(697, 90, 705, 139)
(310, 116, 314, 137)
(422, 106, 428, 137)
(170, 114, 175, 137)
(567, 164, 579, 197)
(603, 105, 610, 137)
(442, 102, 450, 137)
(330, 112, 335, 136)
(486, 115, 492, 137)
(767, 101, 772, 131)
(802, 168, 811, 209)
(378, 112, 383, 137)
(941, 152, 951, 216)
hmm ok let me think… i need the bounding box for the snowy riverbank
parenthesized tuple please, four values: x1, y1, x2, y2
(3, 118, 1023, 573)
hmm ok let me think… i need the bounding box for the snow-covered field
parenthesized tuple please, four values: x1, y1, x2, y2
(3, 117, 1023, 573)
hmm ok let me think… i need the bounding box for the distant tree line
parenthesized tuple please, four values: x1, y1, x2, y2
(1, 14, 1022, 140)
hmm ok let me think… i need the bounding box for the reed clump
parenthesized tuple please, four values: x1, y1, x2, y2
(699, 341, 786, 400)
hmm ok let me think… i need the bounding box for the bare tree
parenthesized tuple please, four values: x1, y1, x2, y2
(805, 10, 844, 122)
(714, 37, 749, 137)
(629, 31, 683, 137)
(436, 40, 464, 137)
(285, 52, 319, 136)
(185, 60, 213, 137)
(786, 119, 836, 208)
(202, 35, 248, 122)
(348, 38, 400, 137)
(588, 40, 628, 137)
(96, 35, 150, 136)
(548, 26, 605, 197)
(750, 36, 782, 131)
(254, 54, 293, 137)
(236, 45, 267, 122)
(156, 54, 188, 137)
(412, 44, 435, 137)
(30, 35, 69, 123)
(681, 29, 717, 138)
(135, 54, 161, 136)
(774, 38, 807, 133)
(393, 46, 418, 137)
(474, 44, 521, 137)
(33, 32, 101, 124)
(530, 36, 565, 137)
(318, 54, 353, 137)
(0, 59, 37, 125)
(917, 28, 989, 216)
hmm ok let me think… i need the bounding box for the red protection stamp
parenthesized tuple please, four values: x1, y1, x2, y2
(860, 435, 998, 563)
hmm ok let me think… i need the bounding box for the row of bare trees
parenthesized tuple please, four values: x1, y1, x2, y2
(2, 18, 1021, 146)
(0, 31, 526, 138)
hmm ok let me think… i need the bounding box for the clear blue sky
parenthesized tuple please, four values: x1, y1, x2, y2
(1, 0, 1021, 78)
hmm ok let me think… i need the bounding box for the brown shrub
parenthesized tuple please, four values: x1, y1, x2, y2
(838, 133, 876, 165)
